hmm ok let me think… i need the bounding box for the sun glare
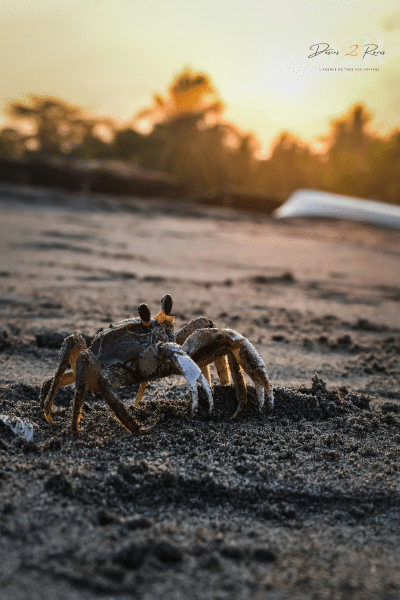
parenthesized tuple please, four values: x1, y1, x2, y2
(265, 60, 317, 97)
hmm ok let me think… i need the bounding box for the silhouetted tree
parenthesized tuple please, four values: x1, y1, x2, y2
(227, 133, 260, 188)
(2, 88, 400, 206)
(4, 95, 115, 157)
(0, 127, 27, 156)
(134, 68, 255, 194)
(111, 128, 158, 161)
(253, 132, 323, 200)
(322, 104, 374, 196)
(135, 67, 223, 125)
(366, 130, 400, 203)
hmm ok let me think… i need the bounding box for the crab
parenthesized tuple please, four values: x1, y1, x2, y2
(40, 294, 274, 435)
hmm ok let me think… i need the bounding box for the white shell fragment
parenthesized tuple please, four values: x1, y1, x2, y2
(0, 414, 34, 441)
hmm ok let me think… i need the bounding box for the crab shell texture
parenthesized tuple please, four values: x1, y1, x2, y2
(40, 295, 274, 435)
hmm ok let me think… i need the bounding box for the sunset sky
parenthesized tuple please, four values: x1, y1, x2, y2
(1, 0, 400, 153)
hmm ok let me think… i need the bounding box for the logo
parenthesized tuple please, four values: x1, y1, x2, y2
(308, 38, 385, 69)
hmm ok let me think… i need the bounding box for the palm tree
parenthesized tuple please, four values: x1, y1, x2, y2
(134, 68, 249, 195)
(135, 67, 223, 126)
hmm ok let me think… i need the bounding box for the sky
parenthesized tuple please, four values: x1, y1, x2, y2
(1, 0, 400, 154)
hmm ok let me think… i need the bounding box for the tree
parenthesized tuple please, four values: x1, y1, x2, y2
(366, 130, 400, 203)
(4, 95, 115, 157)
(322, 104, 374, 196)
(0, 127, 27, 156)
(111, 128, 159, 162)
(134, 68, 254, 194)
(253, 132, 320, 200)
(135, 67, 223, 126)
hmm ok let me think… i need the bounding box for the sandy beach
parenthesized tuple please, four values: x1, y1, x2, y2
(0, 182, 399, 599)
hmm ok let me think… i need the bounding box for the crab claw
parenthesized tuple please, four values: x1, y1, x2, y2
(157, 344, 213, 415)
(176, 353, 213, 415)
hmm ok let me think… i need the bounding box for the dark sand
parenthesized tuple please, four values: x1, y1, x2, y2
(0, 182, 399, 599)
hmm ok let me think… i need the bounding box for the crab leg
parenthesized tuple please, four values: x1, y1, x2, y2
(229, 335, 274, 410)
(100, 382, 156, 435)
(176, 317, 228, 390)
(214, 355, 230, 385)
(175, 317, 215, 345)
(42, 334, 87, 424)
(134, 381, 149, 407)
(66, 348, 155, 435)
(71, 348, 102, 432)
(201, 365, 211, 386)
(40, 371, 75, 411)
(227, 352, 247, 418)
(181, 328, 274, 415)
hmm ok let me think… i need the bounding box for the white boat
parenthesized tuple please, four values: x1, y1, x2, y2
(273, 189, 400, 229)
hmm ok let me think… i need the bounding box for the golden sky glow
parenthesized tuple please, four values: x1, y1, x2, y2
(1, 0, 400, 152)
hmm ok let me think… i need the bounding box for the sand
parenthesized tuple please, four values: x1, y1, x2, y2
(0, 181, 399, 599)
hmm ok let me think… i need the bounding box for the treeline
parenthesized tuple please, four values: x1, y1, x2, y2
(1, 69, 399, 203)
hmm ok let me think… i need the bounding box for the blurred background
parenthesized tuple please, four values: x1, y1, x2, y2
(1, 0, 400, 209)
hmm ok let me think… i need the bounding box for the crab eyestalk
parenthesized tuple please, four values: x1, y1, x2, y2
(138, 303, 151, 327)
(161, 294, 173, 315)
(156, 294, 174, 325)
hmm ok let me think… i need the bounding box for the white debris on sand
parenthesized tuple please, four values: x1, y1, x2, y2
(0, 414, 34, 441)
(274, 189, 400, 229)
